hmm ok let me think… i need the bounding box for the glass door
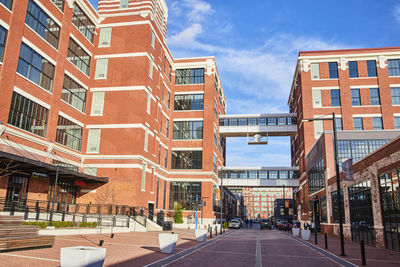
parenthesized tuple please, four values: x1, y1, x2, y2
(5, 176, 29, 211)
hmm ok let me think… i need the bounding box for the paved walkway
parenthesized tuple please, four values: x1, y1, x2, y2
(0, 227, 398, 266)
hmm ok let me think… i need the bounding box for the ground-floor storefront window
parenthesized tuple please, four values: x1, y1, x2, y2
(47, 178, 77, 212)
(331, 189, 345, 223)
(169, 182, 201, 210)
(379, 170, 400, 251)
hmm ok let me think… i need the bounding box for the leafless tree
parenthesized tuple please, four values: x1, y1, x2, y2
(0, 160, 21, 178)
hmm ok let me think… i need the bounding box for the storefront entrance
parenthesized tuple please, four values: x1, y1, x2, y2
(47, 178, 77, 212)
(5, 176, 29, 210)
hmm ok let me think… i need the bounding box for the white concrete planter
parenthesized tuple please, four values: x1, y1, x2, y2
(292, 228, 300, 237)
(301, 230, 311, 241)
(158, 233, 178, 254)
(60, 246, 106, 267)
(195, 229, 207, 242)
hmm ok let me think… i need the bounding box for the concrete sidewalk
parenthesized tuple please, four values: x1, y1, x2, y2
(290, 231, 400, 266)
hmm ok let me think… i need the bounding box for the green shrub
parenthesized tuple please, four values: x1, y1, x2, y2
(173, 203, 183, 223)
(79, 222, 97, 228)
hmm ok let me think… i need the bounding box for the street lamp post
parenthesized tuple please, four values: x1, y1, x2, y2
(302, 112, 346, 256)
(220, 175, 223, 229)
(282, 184, 285, 217)
(49, 165, 59, 227)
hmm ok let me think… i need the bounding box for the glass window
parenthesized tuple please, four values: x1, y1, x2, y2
(169, 182, 201, 210)
(367, 60, 377, 77)
(391, 87, 400, 105)
(369, 88, 380, 105)
(72, 3, 95, 43)
(87, 129, 101, 153)
(278, 117, 287, 125)
(120, 0, 129, 8)
(165, 148, 168, 168)
(335, 118, 343, 131)
(388, 59, 400, 77)
(353, 117, 363, 130)
(17, 43, 55, 91)
(310, 63, 320, 79)
(259, 171, 267, 179)
(26, 0, 60, 49)
(171, 150, 202, 169)
(348, 61, 358, 78)
(67, 38, 91, 76)
(267, 117, 277, 125)
(91, 92, 105, 116)
(174, 94, 204, 110)
(269, 171, 278, 179)
(308, 159, 324, 194)
(175, 68, 204, 84)
(55, 116, 83, 151)
(214, 100, 218, 118)
(351, 89, 361, 106)
(7, 92, 49, 137)
(0, 25, 7, 62)
(395, 117, 400, 129)
(61, 74, 87, 112)
(331, 190, 345, 223)
(165, 119, 169, 138)
(372, 117, 383, 130)
(50, 0, 64, 11)
(331, 89, 341, 106)
(95, 58, 108, 79)
(213, 154, 217, 174)
(329, 62, 338, 79)
(99, 27, 112, 47)
(0, 0, 13, 10)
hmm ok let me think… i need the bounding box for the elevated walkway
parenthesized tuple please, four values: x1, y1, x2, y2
(219, 113, 297, 138)
(219, 166, 299, 187)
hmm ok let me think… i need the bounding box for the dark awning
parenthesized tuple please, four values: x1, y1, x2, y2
(0, 150, 108, 183)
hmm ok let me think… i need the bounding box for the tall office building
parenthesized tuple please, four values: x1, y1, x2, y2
(0, 0, 233, 223)
(288, 47, 400, 248)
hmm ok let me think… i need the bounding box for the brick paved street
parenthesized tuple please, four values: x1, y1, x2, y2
(0, 227, 398, 266)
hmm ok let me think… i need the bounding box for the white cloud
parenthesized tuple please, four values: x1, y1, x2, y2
(168, 23, 203, 46)
(394, 5, 400, 23)
(183, 0, 213, 22)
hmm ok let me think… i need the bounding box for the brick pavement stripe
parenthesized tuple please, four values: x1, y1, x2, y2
(144, 230, 237, 267)
(289, 233, 358, 267)
(0, 253, 59, 262)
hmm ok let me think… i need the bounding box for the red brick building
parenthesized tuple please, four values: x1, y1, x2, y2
(0, 0, 230, 224)
(288, 47, 400, 250)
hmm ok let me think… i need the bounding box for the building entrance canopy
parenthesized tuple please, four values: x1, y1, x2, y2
(0, 151, 108, 183)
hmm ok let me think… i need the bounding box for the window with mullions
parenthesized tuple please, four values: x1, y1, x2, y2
(391, 87, 400, 105)
(72, 3, 95, 43)
(7, 92, 49, 137)
(329, 62, 338, 79)
(169, 182, 201, 210)
(372, 117, 383, 130)
(61, 74, 87, 112)
(67, 38, 91, 76)
(369, 88, 380, 105)
(353, 117, 363, 130)
(0, 0, 13, 10)
(330, 89, 341, 106)
(174, 94, 203, 110)
(331, 190, 345, 223)
(395, 117, 400, 129)
(320, 196, 327, 223)
(172, 150, 202, 169)
(17, 43, 55, 91)
(348, 61, 358, 78)
(175, 68, 204, 84)
(0, 25, 7, 62)
(26, 0, 60, 49)
(388, 59, 400, 77)
(335, 118, 343, 131)
(367, 60, 377, 77)
(351, 89, 361, 106)
(55, 116, 83, 151)
(337, 139, 389, 167)
(308, 159, 324, 194)
(50, 0, 64, 11)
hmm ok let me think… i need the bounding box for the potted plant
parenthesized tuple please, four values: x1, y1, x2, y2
(60, 246, 106, 267)
(195, 228, 208, 242)
(158, 233, 178, 254)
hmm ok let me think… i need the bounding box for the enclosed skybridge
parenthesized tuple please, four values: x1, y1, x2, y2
(219, 166, 300, 187)
(219, 113, 297, 144)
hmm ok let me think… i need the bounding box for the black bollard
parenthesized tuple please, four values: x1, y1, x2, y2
(215, 226, 217, 237)
(24, 206, 29, 220)
(220, 225, 222, 235)
(314, 229, 318, 245)
(99, 240, 104, 246)
(324, 233, 328, 249)
(111, 233, 114, 238)
(210, 226, 212, 239)
(360, 240, 366, 265)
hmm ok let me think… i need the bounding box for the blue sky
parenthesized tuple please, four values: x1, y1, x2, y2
(89, 0, 400, 167)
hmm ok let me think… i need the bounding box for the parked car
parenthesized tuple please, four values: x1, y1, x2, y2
(277, 220, 291, 231)
(229, 219, 241, 229)
(233, 218, 244, 227)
